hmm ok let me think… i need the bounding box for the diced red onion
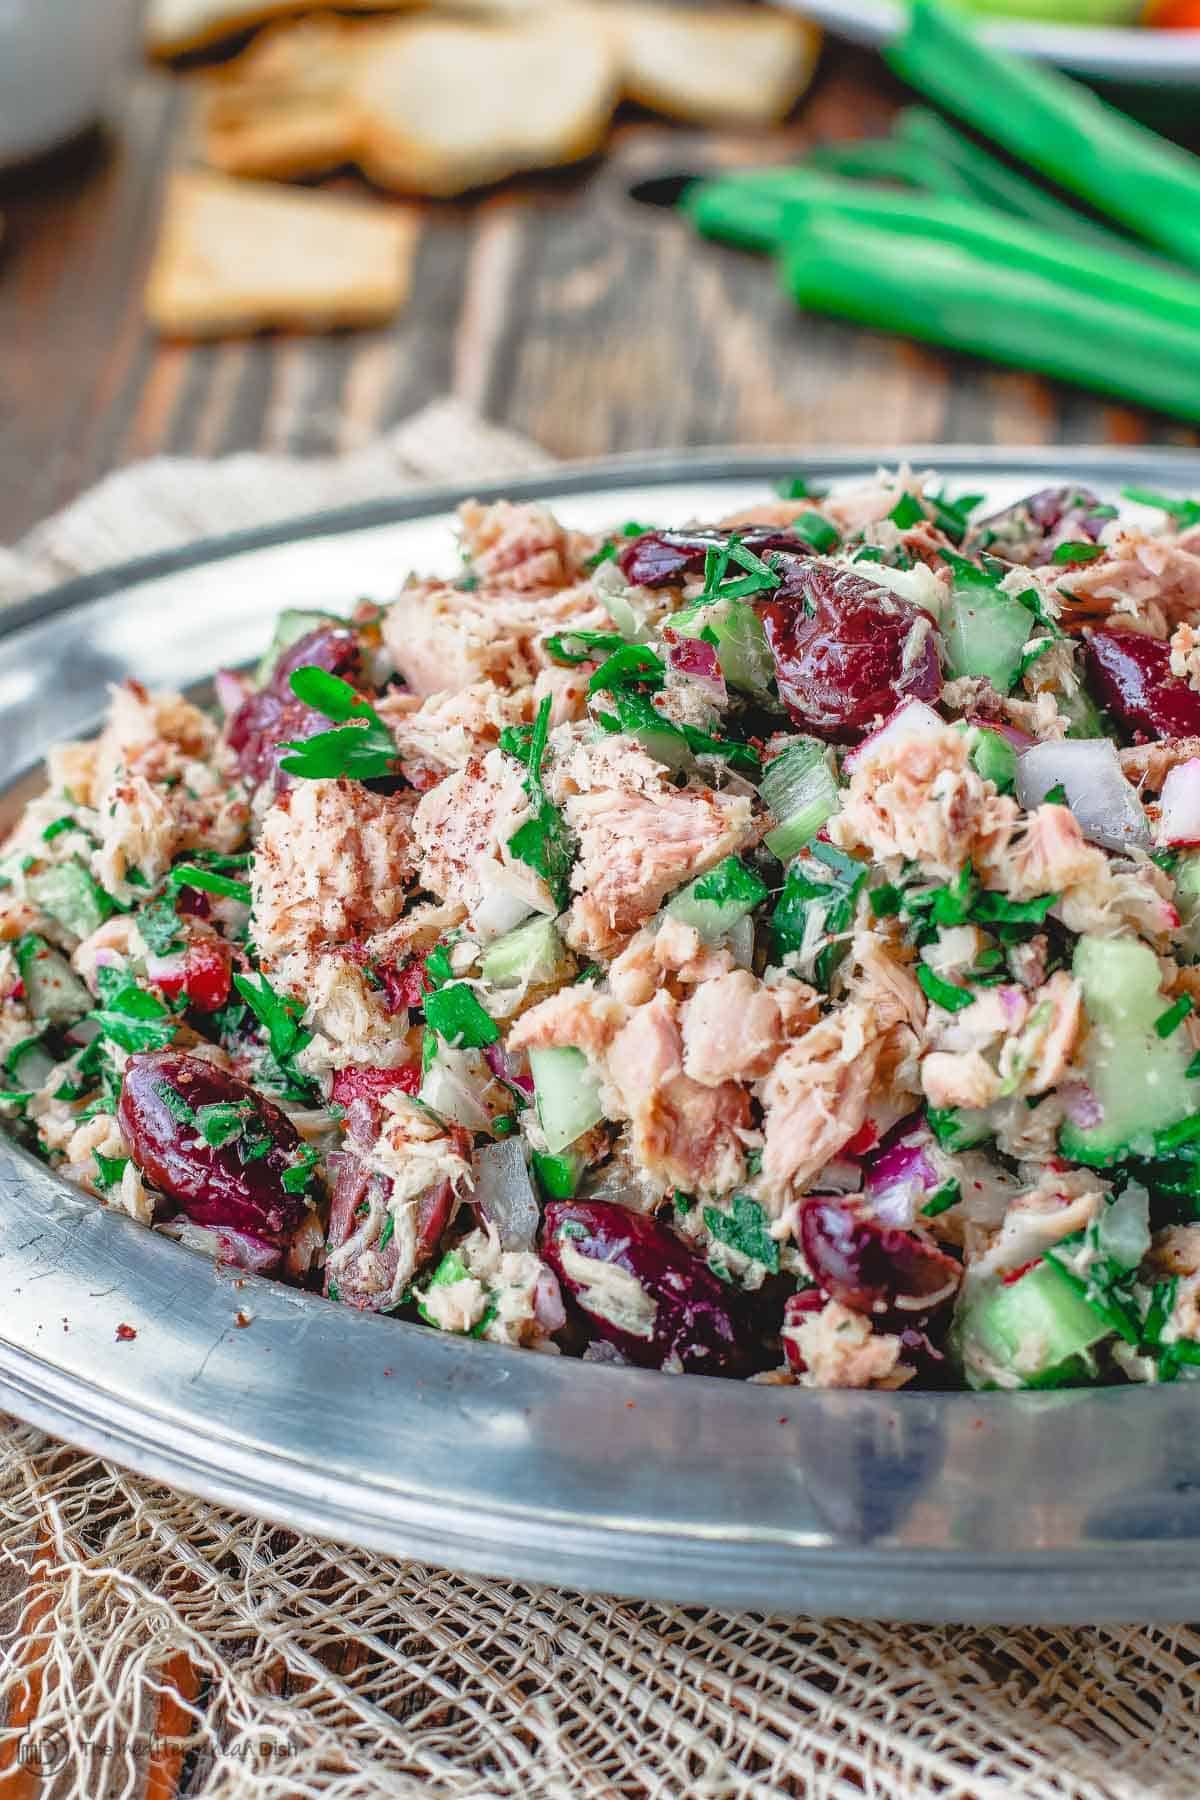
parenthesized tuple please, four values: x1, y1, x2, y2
(533, 1267, 567, 1332)
(214, 669, 253, 717)
(1158, 758, 1200, 847)
(663, 630, 728, 705)
(966, 714, 1035, 750)
(1016, 739, 1150, 852)
(843, 698, 944, 774)
(864, 1119, 940, 1228)
(473, 1138, 540, 1250)
(1060, 1082, 1104, 1129)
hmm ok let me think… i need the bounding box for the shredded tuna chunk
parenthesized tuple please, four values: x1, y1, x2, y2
(756, 1004, 880, 1213)
(252, 777, 417, 975)
(783, 1298, 910, 1390)
(830, 721, 1017, 882)
(382, 574, 612, 698)
(984, 804, 1175, 945)
(457, 499, 597, 592)
(1056, 529, 1200, 638)
(680, 970, 800, 1088)
(1120, 736, 1200, 793)
(413, 748, 556, 934)
(547, 733, 755, 958)
(379, 669, 589, 780)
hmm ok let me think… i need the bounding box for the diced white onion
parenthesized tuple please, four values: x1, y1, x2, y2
(1016, 739, 1150, 852)
(1158, 758, 1200, 848)
(473, 1138, 539, 1251)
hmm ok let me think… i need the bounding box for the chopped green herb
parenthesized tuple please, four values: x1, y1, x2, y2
(195, 1101, 248, 1148)
(88, 968, 177, 1054)
(1121, 486, 1200, 532)
(971, 890, 1058, 926)
(0, 1089, 31, 1112)
(1051, 540, 1105, 565)
(869, 882, 903, 918)
(153, 1080, 196, 1125)
(505, 695, 575, 908)
(926, 1107, 987, 1152)
(278, 668, 395, 782)
(673, 1189, 694, 1215)
(423, 982, 500, 1049)
(770, 843, 866, 989)
(167, 865, 252, 905)
(378, 1212, 395, 1252)
(1187, 1052, 1200, 1080)
(281, 1143, 320, 1195)
(327, 1281, 341, 1303)
(233, 970, 310, 1065)
(137, 894, 184, 956)
(1155, 995, 1194, 1039)
(791, 510, 842, 553)
(927, 488, 983, 545)
(688, 856, 769, 915)
(703, 1193, 779, 1273)
(41, 816, 78, 842)
(544, 629, 627, 666)
(492, 1113, 517, 1138)
(918, 965, 974, 1013)
(774, 476, 824, 500)
(593, 687, 762, 777)
(93, 1152, 129, 1194)
(902, 863, 978, 930)
(922, 1180, 961, 1219)
(1044, 783, 1068, 806)
(417, 1249, 471, 1324)
(584, 521, 651, 571)
(588, 644, 664, 695)
(888, 492, 925, 530)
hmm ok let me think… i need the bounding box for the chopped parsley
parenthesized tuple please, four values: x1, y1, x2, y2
(167, 865, 252, 905)
(791, 510, 841, 553)
(233, 970, 317, 1103)
(588, 645, 664, 695)
(41, 816, 79, 843)
(93, 1152, 129, 1195)
(770, 843, 866, 989)
(888, 492, 925, 530)
(137, 894, 184, 956)
(584, 520, 651, 571)
(152, 1080, 196, 1125)
(927, 488, 983, 545)
(195, 1101, 249, 1148)
(505, 694, 575, 908)
(917, 965, 975, 1013)
(417, 1249, 471, 1324)
(278, 667, 395, 782)
(703, 1193, 779, 1273)
(543, 629, 627, 666)
(774, 475, 824, 500)
(88, 966, 177, 1054)
(922, 1180, 961, 1219)
(593, 688, 762, 777)
(423, 982, 500, 1049)
(1044, 783, 1068, 806)
(1121, 486, 1200, 532)
(1051, 541, 1104, 565)
(378, 1212, 395, 1251)
(1155, 995, 1194, 1039)
(971, 890, 1058, 926)
(281, 1143, 320, 1195)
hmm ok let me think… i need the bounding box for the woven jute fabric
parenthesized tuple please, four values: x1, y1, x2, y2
(2, 406, 1199, 1798)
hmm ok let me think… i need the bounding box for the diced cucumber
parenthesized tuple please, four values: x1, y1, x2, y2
(1057, 683, 1104, 740)
(957, 722, 1017, 794)
(4, 1035, 56, 1091)
(1175, 854, 1200, 961)
(529, 1046, 604, 1156)
(25, 859, 112, 942)
(480, 916, 570, 990)
(531, 1147, 585, 1199)
(665, 855, 768, 944)
(670, 597, 775, 699)
(943, 572, 1032, 693)
(13, 934, 91, 1025)
(761, 740, 839, 861)
(954, 1259, 1110, 1391)
(254, 608, 339, 687)
(1059, 936, 1198, 1166)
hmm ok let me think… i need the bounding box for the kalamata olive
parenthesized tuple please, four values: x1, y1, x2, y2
(759, 564, 942, 742)
(972, 486, 1110, 566)
(324, 1147, 455, 1310)
(1084, 629, 1200, 742)
(268, 625, 364, 695)
(617, 526, 821, 590)
(118, 1051, 311, 1241)
(542, 1200, 746, 1374)
(797, 1195, 960, 1317)
(226, 691, 325, 790)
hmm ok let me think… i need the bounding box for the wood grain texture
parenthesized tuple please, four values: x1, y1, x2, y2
(0, 46, 1198, 539)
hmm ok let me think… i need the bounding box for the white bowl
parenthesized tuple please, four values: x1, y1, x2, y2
(0, 0, 140, 168)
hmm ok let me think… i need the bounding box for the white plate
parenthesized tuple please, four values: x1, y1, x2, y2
(781, 0, 1200, 85)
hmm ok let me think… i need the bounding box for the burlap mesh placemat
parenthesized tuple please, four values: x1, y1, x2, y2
(2, 403, 1199, 1798)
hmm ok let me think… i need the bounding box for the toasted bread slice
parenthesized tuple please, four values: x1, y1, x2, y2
(202, 17, 365, 179)
(145, 0, 408, 60)
(144, 169, 411, 336)
(593, 3, 821, 127)
(351, 14, 618, 197)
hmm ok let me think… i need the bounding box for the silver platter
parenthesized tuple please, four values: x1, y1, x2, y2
(4, 448, 1200, 1624)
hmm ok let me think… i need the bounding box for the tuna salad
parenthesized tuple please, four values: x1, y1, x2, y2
(5, 471, 1200, 1391)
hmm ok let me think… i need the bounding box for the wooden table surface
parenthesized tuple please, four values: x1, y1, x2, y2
(2, 39, 1199, 550)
